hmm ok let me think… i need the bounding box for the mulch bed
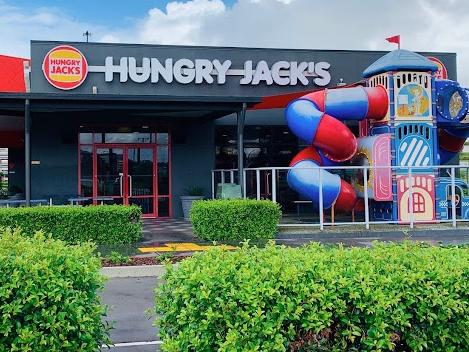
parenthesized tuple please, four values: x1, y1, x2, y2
(101, 255, 189, 267)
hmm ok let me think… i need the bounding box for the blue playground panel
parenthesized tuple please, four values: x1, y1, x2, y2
(435, 177, 469, 220)
(370, 201, 394, 221)
(395, 123, 434, 174)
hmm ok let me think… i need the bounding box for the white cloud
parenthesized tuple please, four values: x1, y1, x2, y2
(1, 0, 469, 85)
(137, 0, 225, 45)
(99, 34, 121, 43)
(134, 0, 469, 85)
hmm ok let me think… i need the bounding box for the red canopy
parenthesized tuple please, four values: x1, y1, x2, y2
(0, 54, 30, 93)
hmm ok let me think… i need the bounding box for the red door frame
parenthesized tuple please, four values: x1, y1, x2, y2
(93, 143, 157, 218)
(78, 132, 172, 219)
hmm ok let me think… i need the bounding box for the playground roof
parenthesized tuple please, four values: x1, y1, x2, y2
(363, 49, 439, 78)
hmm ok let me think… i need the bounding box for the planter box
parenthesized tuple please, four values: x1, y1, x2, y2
(180, 196, 204, 220)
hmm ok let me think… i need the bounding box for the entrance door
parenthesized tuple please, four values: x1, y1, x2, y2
(95, 145, 156, 217)
(127, 147, 155, 217)
(96, 146, 125, 206)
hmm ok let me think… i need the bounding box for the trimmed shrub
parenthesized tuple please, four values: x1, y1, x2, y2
(0, 228, 109, 351)
(0, 205, 141, 244)
(190, 199, 281, 240)
(156, 242, 469, 351)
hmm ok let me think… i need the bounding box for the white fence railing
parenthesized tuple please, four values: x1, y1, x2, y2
(212, 165, 469, 230)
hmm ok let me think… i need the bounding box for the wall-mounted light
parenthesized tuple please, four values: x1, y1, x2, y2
(337, 78, 346, 87)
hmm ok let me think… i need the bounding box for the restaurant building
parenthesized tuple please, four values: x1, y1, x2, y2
(0, 41, 456, 217)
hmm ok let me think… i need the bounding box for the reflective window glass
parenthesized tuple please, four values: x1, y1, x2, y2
(79, 133, 93, 144)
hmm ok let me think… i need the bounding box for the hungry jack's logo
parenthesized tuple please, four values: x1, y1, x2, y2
(427, 56, 448, 80)
(42, 45, 88, 90)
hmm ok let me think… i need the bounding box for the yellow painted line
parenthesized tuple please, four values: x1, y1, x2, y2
(197, 245, 237, 250)
(138, 242, 237, 253)
(168, 243, 202, 251)
(139, 247, 175, 253)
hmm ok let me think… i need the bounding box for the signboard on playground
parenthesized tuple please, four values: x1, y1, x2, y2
(427, 56, 448, 80)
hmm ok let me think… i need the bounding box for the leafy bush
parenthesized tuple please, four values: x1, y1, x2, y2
(0, 205, 141, 244)
(184, 185, 205, 196)
(106, 251, 131, 265)
(190, 199, 281, 240)
(156, 242, 469, 351)
(0, 228, 109, 351)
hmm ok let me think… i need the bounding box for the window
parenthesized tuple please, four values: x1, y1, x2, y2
(215, 125, 299, 169)
(411, 193, 426, 213)
(80, 146, 93, 197)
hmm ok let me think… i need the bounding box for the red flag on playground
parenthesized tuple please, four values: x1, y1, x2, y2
(386, 35, 400, 48)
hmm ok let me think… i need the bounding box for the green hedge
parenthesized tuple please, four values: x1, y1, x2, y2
(0, 228, 109, 351)
(156, 242, 469, 351)
(0, 205, 141, 244)
(190, 199, 281, 240)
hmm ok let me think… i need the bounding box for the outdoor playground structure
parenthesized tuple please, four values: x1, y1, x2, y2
(286, 49, 469, 223)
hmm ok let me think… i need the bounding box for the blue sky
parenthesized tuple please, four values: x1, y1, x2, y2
(9, 0, 236, 26)
(1, 0, 469, 85)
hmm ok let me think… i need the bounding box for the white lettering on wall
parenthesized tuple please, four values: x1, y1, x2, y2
(212, 60, 231, 84)
(195, 59, 214, 84)
(314, 61, 331, 86)
(239, 61, 253, 85)
(290, 62, 309, 85)
(104, 57, 128, 83)
(271, 61, 290, 86)
(251, 61, 274, 85)
(128, 57, 150, 83)
(151, 58, 173, 83)
(90, 57, 332, 87)
(173, 59, 195, 84)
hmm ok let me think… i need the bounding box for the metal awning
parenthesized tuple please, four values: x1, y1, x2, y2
(0, 93, 261, 120)
(0, 92, 258, 206)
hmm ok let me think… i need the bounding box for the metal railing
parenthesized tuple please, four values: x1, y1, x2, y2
(212, 165, 469, 230)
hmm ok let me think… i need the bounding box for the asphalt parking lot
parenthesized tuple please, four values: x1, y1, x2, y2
(101, 277, 161, 352)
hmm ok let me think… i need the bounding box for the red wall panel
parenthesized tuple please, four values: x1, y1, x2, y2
(0, 55, 29, 93)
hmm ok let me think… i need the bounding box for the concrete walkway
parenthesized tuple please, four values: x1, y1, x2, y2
(142, 219, 197, 245)
(141, 219, 469, 252)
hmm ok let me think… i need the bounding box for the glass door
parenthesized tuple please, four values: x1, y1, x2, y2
(127, 147, 156, 217)
(95, 147, 125, 206)
(94, 145, 156, 217)
(82, 132, 171, 218)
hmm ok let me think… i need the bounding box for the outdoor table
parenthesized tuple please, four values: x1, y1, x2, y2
(293, 200, 336, 224)
(68, 197, 92, 205)
(68, 197, 114, 205)
(293, 200, 313, 220)
(0, 199, 50, 207)
(95, 197, 114, 205)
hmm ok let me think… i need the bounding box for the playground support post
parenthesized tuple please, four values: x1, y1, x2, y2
(363, 165, 370, 230)
(319, 170, 324, 230)
(451, 167, 457, 228)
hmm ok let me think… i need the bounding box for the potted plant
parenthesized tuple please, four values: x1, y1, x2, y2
(180, 186, 205, 220)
